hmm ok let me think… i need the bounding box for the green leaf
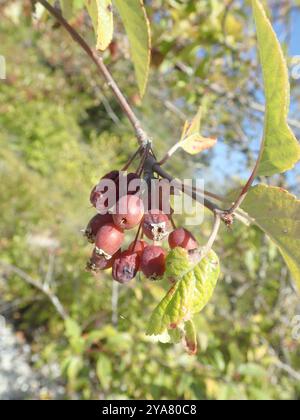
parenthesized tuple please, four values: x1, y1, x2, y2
(96, 354, 112, 390)
(184, 320, 197, 355)
(164, 247, 191, 281)
(146, 248, 220, 336)
(192, 250, 221, 313)
(60, 0, 74, 19)
(242, 184, 300, 291)
(114, 0, 151, 97)
(146, 272, 196, 336)
(85, 0, 114, 51)
(252, 0, 300, 176)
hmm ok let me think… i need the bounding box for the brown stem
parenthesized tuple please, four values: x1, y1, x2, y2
(122, 145, 143, 171)
(137, 144, 151, 177)
(227, 158, 260, 213)
(150, 156, 224, 216)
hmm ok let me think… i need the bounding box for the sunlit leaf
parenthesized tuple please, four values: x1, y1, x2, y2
(252, 0, 300, 176)
(180, 133, 217, 155)
(146, 248, 220, 336)
(191, 250, 220, 313)
(179, 107, 217, 155)
(84, 0, 114, 51)
(114, 0, 151, 97)
(242, 184, 300, 291)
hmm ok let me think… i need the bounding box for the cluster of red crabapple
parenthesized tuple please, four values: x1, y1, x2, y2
(84, 166, 199, 284)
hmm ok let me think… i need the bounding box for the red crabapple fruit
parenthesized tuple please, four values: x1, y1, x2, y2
(90, 170, 119, 209)
(113, 195, 144, 230)
(95, 223, 124, 257)
(84, 213, 113, 243)
(168, 228, 198, 251)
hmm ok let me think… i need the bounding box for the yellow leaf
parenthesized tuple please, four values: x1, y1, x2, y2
(85, 0, 114, 51)
(179, 107, 217, 155)
(180, 134, 217, 155)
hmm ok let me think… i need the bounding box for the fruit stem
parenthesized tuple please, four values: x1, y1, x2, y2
(170, 216, 177, 230)
(137, 144, 151, 178)
(132, 222, 143, 250)
(122, 145, 143, 172)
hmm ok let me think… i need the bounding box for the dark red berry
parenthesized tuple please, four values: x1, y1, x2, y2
(84, 213, 113, 243)
(86, 248, 121, 273)
(129, 240, 148, 256)
(90, 170, 119, 209)
(91, 171, 141, 213)
(112, 250, 140, 284)
(168, 228, 198, 251)
(95, 223, 124, 257)
(113, 195, 144, 230)
(140, 245, 167, 280)
(142, 209, 171, 241)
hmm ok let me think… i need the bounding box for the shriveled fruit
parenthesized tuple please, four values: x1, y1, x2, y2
(141, 245, 167, 280)
(113, 195, 144, 230)
(168, 228, 198, 251)
(84, 213, 113, 243)
(142, 209, 170, 241)
(112, 250, 140, 284)
(86, 248, 121, 273)
(95, 223, 124, 257)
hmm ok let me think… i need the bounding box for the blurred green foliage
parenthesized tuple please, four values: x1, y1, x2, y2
(0, 0, 299, 400)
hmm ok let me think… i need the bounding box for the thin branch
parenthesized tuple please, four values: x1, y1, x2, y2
(37, 0, 230, 221)
(150, 156, 225, 217)
(37, 0, 149, 146)
(227, 158, 260, 214)
(203, 212, 222, 255)
(189, 212, 221, 263)
(122, 145, 143, 171)
(158, 143, 181, 166)
(0, 261, 68, 320)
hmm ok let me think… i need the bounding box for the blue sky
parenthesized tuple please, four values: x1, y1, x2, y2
(198, 7, 300, 193)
